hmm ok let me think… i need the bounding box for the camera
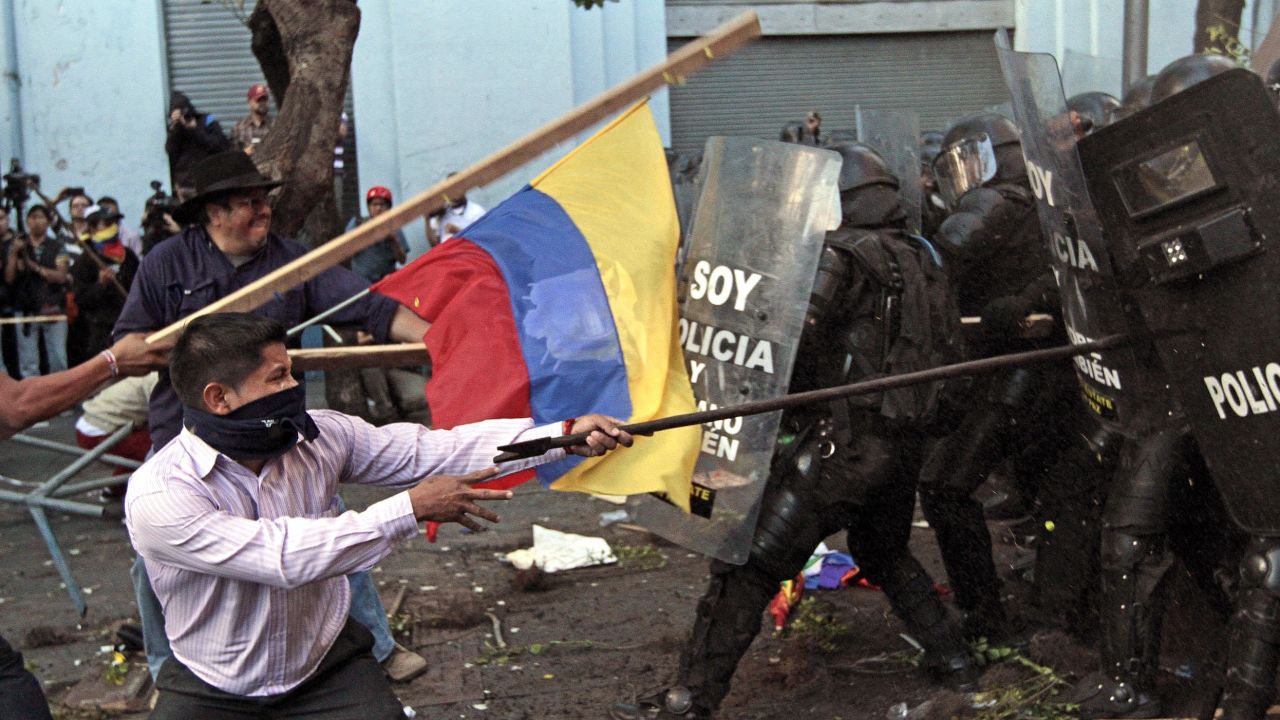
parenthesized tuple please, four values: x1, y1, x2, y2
(143, 180, 178, 224)
(2, 159, 38, 210)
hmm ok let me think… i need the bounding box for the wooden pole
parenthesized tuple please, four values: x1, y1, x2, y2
(0, 315, 68, 325)
(146, 12, 763, 346)
(287, 343, 427, 371)
(492, 334, 1130, 462)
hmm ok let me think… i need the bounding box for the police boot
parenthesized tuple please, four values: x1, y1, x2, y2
(1066, 530, 1169, 719)
(1220, 540, 1280, 720)
(611, 559, 783, 719)
(878, 556, 980, 691)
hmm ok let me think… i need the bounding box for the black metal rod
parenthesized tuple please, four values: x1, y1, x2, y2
(493, 335, 1129, 463)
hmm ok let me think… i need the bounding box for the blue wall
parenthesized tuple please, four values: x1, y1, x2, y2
(1, 0, 1272, 238)
(1, 0, 170, 228)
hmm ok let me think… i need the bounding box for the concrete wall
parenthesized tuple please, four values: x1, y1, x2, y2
(1, 0, 170, 228)
(3, 0, 1275, 242)
(351, 0, 669, 257)
(1014, 0, 1277, 97)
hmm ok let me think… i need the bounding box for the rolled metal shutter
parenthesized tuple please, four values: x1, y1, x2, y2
(668, 32, 1011, 152)
(161, 0, 360, 219)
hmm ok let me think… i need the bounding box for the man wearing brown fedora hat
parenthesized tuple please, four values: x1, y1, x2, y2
(114, 150, 433, 690)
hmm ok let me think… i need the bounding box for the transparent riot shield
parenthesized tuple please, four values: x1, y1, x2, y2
(993, 30, 1146, 432)
(1061, 49, 1122, 99)
(855, 107, 923, 234)
(627, 137, 842, 564)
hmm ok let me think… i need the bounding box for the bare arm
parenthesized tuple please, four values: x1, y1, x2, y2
(0, 356, 113, 439)
(4, 242, 20, 284)
(388, 304, 430, 343)
(0, 332, 169, 440)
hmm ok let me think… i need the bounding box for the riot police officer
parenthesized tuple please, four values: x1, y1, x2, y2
(610, 143, 975, 719)
(916, 111, 1075, 643)
(919, 130, 947, 239)
(1065, 52, 1241, 720)
(1066, 92, 1121, 138)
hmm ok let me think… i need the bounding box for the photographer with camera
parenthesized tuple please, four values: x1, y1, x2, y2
(165, 90, 229, 192)
(4, 205, 70, 377)
(141, 180, 183, 256)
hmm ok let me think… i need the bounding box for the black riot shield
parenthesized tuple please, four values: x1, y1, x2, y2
(1079, 68, 1280, 535)
(855, 107, 923, 233)
(994, 31, 1145, 432)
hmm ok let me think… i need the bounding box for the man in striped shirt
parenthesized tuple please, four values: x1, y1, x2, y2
(126, 313, 630, 718)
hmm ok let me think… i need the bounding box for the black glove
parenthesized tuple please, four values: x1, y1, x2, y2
(981, 294, 1033, 340)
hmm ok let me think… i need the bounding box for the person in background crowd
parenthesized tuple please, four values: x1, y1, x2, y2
(348, 186, 409, 284)
(74, 371, 158, 500)
(71, 205, 139, 359)
(98, 196, 144, 257)
(232, 83, 273, 156)
(426, 172, 485, 246)
(166, 90, 230, 193)
(6, 205, 70, 377)
(805, 109, 822, 145)
(0, 206, 14, 377)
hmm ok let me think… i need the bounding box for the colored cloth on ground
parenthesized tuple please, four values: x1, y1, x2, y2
(375, 100, 699, 505)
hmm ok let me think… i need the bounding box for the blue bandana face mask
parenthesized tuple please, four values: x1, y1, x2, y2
(183, 384, 319, 461)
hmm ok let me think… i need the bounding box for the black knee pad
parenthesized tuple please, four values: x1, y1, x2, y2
(748, 483, 831, 582)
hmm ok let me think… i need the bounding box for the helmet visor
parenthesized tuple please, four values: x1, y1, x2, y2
(933, 133, 998, 208)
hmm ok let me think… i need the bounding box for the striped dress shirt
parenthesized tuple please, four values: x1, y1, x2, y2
(125, 410, 563, 696)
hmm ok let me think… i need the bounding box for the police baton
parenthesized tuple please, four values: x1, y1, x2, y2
(493, 334, 1130, 463)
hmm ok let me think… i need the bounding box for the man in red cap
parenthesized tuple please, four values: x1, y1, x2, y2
(347, 186, 409, 284)
(232, 83, 272, 156)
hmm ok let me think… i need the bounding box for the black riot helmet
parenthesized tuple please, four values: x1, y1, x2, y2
(933, 112, 1023, 208)
(828, 141, 906, 228)
(919, 130, 944, 167)
(1115, 74, 1157, 119)
(1150, 53, 1236, 105)
(1067, 91, 1120, 136)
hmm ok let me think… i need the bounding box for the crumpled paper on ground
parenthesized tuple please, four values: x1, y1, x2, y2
(505, 524, 617, 572)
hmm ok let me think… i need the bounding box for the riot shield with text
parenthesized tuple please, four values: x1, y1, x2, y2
(628, 137, 842, 563)
(855, 107, 923, 233)
(1079, 69, 1280, 535)
(994, 32, 1145, 432)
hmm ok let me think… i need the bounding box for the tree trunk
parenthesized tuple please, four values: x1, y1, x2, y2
(247, 0, 366, 413)
(247, 0, 358, 245)
(1194, 0, 1246, 55)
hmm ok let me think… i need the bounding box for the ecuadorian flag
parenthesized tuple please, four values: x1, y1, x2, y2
(375, 101, 700, 508)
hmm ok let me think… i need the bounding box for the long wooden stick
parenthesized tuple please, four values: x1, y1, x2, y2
(145, 12, 763, 347)
(287, 343, 426, 371)
(492, 335, 1131, 462)
(0, 314, 67, 325)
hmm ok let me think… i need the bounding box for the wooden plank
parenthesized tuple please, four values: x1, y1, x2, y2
(960, 313, 1056, 338)
(287, 343, 427, 371)
(146, 11, 763, 347)
(0, 315, 68, 325)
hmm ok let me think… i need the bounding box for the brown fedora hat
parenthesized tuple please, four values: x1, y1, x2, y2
(176, 151, 282, 221)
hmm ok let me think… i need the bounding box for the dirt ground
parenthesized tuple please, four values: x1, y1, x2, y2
(0, 410, 1236, 720)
